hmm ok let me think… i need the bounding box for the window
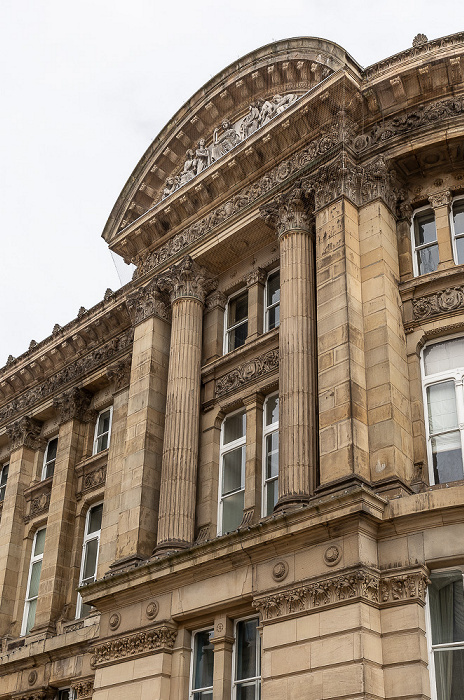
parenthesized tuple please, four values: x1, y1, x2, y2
(93, 408, 112, 455)
(225, 291, 248, 353)
(233, 617, 261, 700)
(57, 690, 74, 700)
(422, 337, 464, 484)
(219, 410, 246, 534)
(427, 569, 464, 700)
(265, 269, 280, 331)
(21, 528, 46, 635)
(263, 394, 279, 516)
(451, 198, 464, 265)
(190, 628, 214, 700)
(413, 209, 439, 275)
(0, 463, 8, 502)
(42, 437, 58, 480)
(76, 503, 103, 618)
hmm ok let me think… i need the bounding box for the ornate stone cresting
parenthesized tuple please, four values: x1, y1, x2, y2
(90, 624, 177, 667)
(53, 387, 93, 425)
(126, 281, 170, 326)
(106, 355, 133, 393)
(6, 416, 42, 451)
(70, 679, 94, 700)
(157, 255, 217, 304)
(215, 349, 279, 397)
(412, 285, 464, 320)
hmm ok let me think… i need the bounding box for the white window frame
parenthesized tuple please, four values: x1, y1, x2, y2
(450, 195, 464, 266)
(262, 393, 279, 517)
(41, 437, 58, 480)
(188, 626, 214, 700)
(411, 205, 439, 277)
(425, 567, 464, 700)
(264, 268, 280, 332)
(76, 502, 103, 618)
(223, 289, 248, 354)
(92, 407, 113, 455)
(421, 336, 464, 485)
(21, 527, 46, 636)
(218, 409, 246, 535)
(231, 615, 261, 700)
(0, 462, 9, 502)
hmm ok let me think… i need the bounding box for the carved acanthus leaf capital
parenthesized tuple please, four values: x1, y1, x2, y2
(53, 387, 93, 425)
(70, 678, 94, 700)
(205, 290, 227, 311)
(126, 280, 171, 326)
(6, 416, 43, 451)
(106, 354, 133, 393)
(245, 267, 267, 287)
(428, 189, 452, 209)
(260, 186, 312, 237)
(157, 255, 217, 304)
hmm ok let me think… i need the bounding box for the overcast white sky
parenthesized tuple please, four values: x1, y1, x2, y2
(0, 0, 460, 365)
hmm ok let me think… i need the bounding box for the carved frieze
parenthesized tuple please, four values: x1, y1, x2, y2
(90, 624, 178, 667)
(70, 678, 94, 700)
(412, 286, 464, 320)
(106, 354, 133, 392)
(24, 480, 52, 523)
(126, 281, 170, 326)
(6, 416, 43, 451)
(157, 255, 217, 304)
(53, 387, 93, 425)
(76, 453, 107, 500)
(215, 348, 279, 397)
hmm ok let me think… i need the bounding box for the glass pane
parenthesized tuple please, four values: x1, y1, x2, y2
(229, 322, 248, 351)
(96, 434, 109, 452)
(453, 202, 464, 236)
(28, 561, 42, 598)
(415, 212, 437, 246)
(44, 462, 55, 480)
(83, 538, 98, 581)
(228, 292, 248, 327)
(267, 305, 279, 330)
(265, 478, 278, 516)
(265, 396, 279, 426)
(236, 683, 259, 700)
(266, 433, 279, 479)
(267, 271, 280, 306)
(424, 339, 464, 375)
(193, 692, 213, 700)
(418, 243, 439, 275)
(456, 236, 464, 266)
(46, 438, 58, 463)
(0, 464, 8, 486)
(223, 412, 246, 444)
(236, 618, 259, 680)
(427, 382, 459, 434)
(97, 410, 111, 437)
(222, 447, 244, 495)
(432, 434, 464, 484)
(80, 601, 93, 618)
(25, 598, 37, 634)
(88, 504, 103, 534)
(58, 690, 70, 700)
(34, 528, 46, 556)
(433, 648, 464, 700)
(0, 485, 5, 502)
(222, 490, 244, 533)
(193, 629, 214, 690)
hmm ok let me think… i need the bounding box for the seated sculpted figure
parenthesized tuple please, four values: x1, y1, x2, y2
(272, 93, 298, 114)
(195, 138, 210, 174)
(240, 102, 260, 139)
(179, 149, 198, 186)
(211, 119, 241, 161)
(162, 175, 179, 200)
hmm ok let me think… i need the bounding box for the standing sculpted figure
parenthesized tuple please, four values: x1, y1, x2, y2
(211, 119, 241, 162)
(195, 138, 210, 174)
(258, 98, 275, 127)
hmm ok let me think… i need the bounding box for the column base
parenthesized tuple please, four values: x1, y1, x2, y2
(274, 494, 311, 512)
(152, 539, 191, 557)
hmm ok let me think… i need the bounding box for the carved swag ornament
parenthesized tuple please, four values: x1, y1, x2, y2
(412, 285, 464, 320)
(215, 348, 279, 397)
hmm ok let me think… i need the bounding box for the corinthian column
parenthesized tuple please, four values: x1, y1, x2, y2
(155, 256, 216, 552)
(261, 187, 317, 507)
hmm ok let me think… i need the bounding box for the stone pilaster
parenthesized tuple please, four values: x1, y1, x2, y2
(155, 256, 216, 552)
(397, 202, 414, 282)
(429, 189, 454, 269)
(203, 290, 227, 364)
(245, 268, 266, 342)
(260, 188, 317, 506)
(242, 392, 264, 523)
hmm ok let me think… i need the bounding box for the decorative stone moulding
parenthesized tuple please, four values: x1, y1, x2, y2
(323, 544, 342, 566)
(90, 624, 178, 667)
(70, 678, 94, 700)
(109, 613, 121, 631)
(412, 285, 464, 320)
(215, 348, 279, 397)
(126, 281, 171, 326)
(106, 354, 133, 392)
(24, 478, 52, 523)
(252, 568, 429, 622)
(13, 690, 49, 700)
(75, 452, 108, 500)
(6, 416, 43, 451)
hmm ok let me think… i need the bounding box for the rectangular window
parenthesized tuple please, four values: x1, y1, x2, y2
(225, 291, 248, 353)
(190, 628, 214, 700)
(219, 411, 246, 534)
(451, 199, 464, 265)
(76, 503, 103, 618)
(93, 408, 112, 455)
(233, 617, 261, 700)
(265, 270, 280, 331)
(413, 210, 439, 275)
(263, 394, 279, 516)
(0, 463, 9, 502)
(42, 437, 58, 480)
(21, 528, 46, 635)
(427, 569, 464, 700)
(422, 338, 464, 484)
(57, 689, 74, 700)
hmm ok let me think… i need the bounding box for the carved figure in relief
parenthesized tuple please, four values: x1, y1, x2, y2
(179, 149, 197, 186)
(240, 102, 261, 139)
(258, 98, 275, 127)
(195, 138, 209, 174)
(162, 176, 179, 200)
(273, 93, 298, 114)
(211, 119, 241, 161)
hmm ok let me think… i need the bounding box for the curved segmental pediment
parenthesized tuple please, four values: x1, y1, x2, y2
(102, 37, 361, 246)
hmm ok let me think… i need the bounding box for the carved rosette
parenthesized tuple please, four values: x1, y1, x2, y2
(215, 348, 279, 397)
(260, 187, 312, 237)
(53, 387, 93, 425)
(126, 281, 170, 326)
(106, 354, 132, 393)
(157, 255, 217, 305)
(412, 286, 464, 320)
(90, 624, 178, 667)
(70, 679, 94, 700)
(6, 416, 43, 451)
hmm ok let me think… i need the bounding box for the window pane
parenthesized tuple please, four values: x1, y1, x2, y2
(427, 382, 459, 434)
(96, 434, 109, 452)
(237, 618, 259, 680)
(267, 271, 280, 306)
(453, 203, 464, 236)
(228, 293, 248, 327)
(193, 692, 213, 700)
(46, 438, 58, 463)
(193, 630, 214, 690)
(97, 410, 111, 436)
(433, 648, 464, 700)
(418, 243, 439, 275)
(88, 504, 103, 534)
(0, 465, 8, 486)
(28, 561, 43, 599)
(224, 413, 246, 444)
(266, 433, 279, 479)
(267, 305, 279, 330)
(80, 601, 93, 618)
(265, 479, 278, 516)
(222, 448, 244, 495)
(415, 212, 437, 246)
(34, 528, 46, 556)
(424, 339, 464, 375)
(222, 490, 244, 532)
(456, 236, 464, 266)
(83, 538, 98, 581)
(236, 683, 259, 700)
(229, 322, 248, 351)
(44, 463, 55, 479)
(25, 598, 37, 634)
(265, 396, 279, 426)
(432, 434, 464, 484)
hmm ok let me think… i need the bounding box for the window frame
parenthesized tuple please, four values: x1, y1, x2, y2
(264, 268, 280, 333)
(231, 615, 261, 700)
(262, 392, 279, 517)
(21, 527, 46, 636)
(450, 195, 464, 266)
(218, 408, 246, 536)
(411, 205, 439, 277)
(76, 502, 103, 618)
(41, 436, 58, 480)
(420, 336, 464, 485)
(92, 407, 113, 455)
(0, 462, 9, 502)
(189, 626, 215, 700)
(223, 289, 249, 354)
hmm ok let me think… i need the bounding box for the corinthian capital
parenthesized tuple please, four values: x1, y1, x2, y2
(53, 387, 93, 425)
(157, 255, 217, 304)
(126, 280, 171, 326)
(428, 190, 452, 209)
(260, 186, 312, 237)
(6, 416, 43, 451)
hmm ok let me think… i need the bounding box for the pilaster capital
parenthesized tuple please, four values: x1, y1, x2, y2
(106, 354, 133, 393)
(260, 186, 312, 237)
(205, 290, 227, 311)
(70, 678, 94, 700)
(157, 255, 217, 304)
(428, 189, 452, 209)
(397, 201, 414, 223)
(245, 267, 267, 287)
(6, 416, 43, 451)
(126, 280, 171, 326)
(53, 387, 94, 425)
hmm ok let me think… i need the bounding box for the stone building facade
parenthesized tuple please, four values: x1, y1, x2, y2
(1, 32, 464, 700)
